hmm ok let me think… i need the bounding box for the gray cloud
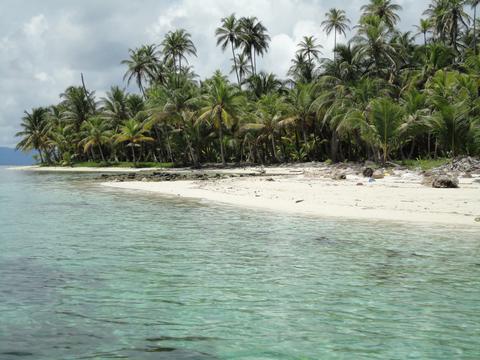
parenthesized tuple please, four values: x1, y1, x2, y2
(0, 0, 430, 147)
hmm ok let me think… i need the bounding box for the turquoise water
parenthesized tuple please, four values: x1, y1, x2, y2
(0, 167, 479, 359)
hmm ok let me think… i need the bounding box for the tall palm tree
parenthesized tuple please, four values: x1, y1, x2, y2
(321, 9, 350, 57)
(469, 0, 480, 53)
(198, 76, 242, 165)
(16, 108, 50, 163)
(424, 0, 470, 52)
(161, 29, 197, 74)
(361, 0, 402, 29)
(296, 36, 323, 66)
(216, 14, 242, 84)
(239, 17, 271, 75)
(81, 117, 112, 162)
(116, 118, 154, 164)
(121, 45, 159, 97)
(353, 15, 397, 76)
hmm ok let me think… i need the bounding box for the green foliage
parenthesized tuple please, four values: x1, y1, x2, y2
(15, 1, 480, 167)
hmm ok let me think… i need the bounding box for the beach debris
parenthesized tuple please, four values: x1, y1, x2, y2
(431, 175, 459, 188)
(295, 199, 304, 203)
(475, 217, 480, 223)
(356, 182, 364, 186)
(362, 167, 374, 177)
(332, 171, 347, 180)
(372, 169, 385, 179)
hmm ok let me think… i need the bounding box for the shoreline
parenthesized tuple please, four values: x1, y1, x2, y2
(10, 163, 480, 226)
(99, 164, 480, 227)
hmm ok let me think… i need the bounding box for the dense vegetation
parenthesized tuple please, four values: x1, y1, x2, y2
(16, 0, 480, 166)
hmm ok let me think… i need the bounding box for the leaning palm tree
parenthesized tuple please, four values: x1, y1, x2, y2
(296, 36, 323, 66)
(81, 117, 112, 162)
(216, 14, 242, 84)
(198, 75, 242, 165)
(161, 29, 197, 74)
(16, 108, 50, 163)
(321, 9, 350, 56)
(361, 0, 402, 29)
(239, 17, 271, 75)
(116, 118, 154, 164)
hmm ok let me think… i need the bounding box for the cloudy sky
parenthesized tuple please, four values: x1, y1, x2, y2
(0, 0, 430, 147)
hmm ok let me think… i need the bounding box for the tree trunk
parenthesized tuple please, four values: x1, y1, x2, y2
(131, 144, 136, 164)
(219, 122, 226, 166)
(334, 30, 337, 60)
(271, 134, 277, 162)
(99, 145, 105, 162)
(474, 6, 478, 54)
(38, 150, 44, 164)
(330, 131, 339, 162)
(231, 42, 240, 84)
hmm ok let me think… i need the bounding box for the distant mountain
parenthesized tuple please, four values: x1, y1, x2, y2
(0, 147, 35, 165)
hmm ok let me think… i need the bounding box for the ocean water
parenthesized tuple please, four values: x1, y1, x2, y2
(0, 167, 479, 360)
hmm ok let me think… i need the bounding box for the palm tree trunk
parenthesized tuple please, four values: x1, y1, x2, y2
(219, 121, 226, 165)
(131, 144, 136, 164)
(250, 47, 255, 76)
(330, 131, 339, 162)
(231, 42, 240, 84)
(334, 30, 337, 60)
(98, 145, 105, 162)
(38, 150, 44, 164)
(271, 135, 277, 162)
(474, 6, 478, 54)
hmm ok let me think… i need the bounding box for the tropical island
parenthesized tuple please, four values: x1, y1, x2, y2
(15, 0, 480, 225)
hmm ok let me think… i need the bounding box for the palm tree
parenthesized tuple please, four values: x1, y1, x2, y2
(81, 117, 112, 161)
(347, 97, 405, 163)
(60, 86, 95, 137)
(469, 0, 480, 53)
(239, 17, 271, 75)
(16, 108, 50, 163)
(198, 75, 242, 165)
(116, 118, 154, 163)
(101, 86, 129, 131)
(245, 72, 283, 99)
(232, 53, 252, 84)
(296, 36, 323, 66)
(216, 14, 242, 84)
(161, 29, 197, 74)
(361, 0, 402, 29)
(424, 0, 470, 53)
(353, 15, 397, 76)
(415, 19, 432, 47)
(121, 45, 159, 97)
(321, 9, 350, 57)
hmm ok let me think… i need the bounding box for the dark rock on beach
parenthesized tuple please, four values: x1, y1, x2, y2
(431, 175, 459, 188)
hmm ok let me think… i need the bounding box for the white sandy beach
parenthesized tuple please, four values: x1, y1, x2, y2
(100, 166, 480, 227)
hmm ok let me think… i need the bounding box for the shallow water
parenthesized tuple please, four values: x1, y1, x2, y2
(0, 167, 479, 359)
